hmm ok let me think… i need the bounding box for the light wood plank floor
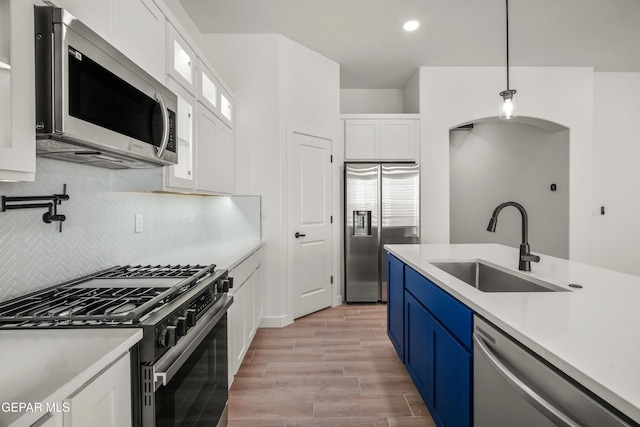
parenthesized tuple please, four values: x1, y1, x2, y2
(228, 304, 436, 427)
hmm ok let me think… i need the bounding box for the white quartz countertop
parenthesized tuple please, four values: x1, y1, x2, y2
(0, 328, 142, 427)
(135, 240, 263, 271)
(385, 243, 640, 424)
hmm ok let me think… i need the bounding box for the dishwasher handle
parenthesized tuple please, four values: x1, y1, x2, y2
(473, 332, 580, 427)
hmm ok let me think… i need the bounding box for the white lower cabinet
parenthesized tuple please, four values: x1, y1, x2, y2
(30, 412, 62, 427)
(28, 352, 132, 427)
(63, 353, 132, 427)
(227, 248, 264, 385)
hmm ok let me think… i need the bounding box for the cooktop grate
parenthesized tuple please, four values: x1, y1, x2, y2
(94, 264, 214, 278)
(0, 264, 216, 326)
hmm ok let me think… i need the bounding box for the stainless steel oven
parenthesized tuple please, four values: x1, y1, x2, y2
(0, 264, 232, 427)
(142, 296, 230, 427)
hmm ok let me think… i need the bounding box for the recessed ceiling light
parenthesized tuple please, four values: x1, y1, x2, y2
(403, 20, 420, 32)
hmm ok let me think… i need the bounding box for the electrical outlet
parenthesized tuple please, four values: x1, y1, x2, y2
(188, 211, 194, 224)
(135, 214, 143, 233)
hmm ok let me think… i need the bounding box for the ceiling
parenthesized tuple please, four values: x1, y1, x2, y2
(179, 0, 640, 89)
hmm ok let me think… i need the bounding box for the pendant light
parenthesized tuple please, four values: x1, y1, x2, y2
(499, 0, 516, 119)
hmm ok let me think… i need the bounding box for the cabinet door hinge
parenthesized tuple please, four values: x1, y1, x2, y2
(330, 215, 333, 224)
(330, 155, 333, 163)
(330, 275, 334, 284)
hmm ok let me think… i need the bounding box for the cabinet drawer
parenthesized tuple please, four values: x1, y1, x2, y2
(228, 247, 263, 292)
(405, 266, 473, 349)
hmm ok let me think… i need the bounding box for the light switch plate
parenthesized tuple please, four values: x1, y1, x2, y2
(135, 214, 143, 233)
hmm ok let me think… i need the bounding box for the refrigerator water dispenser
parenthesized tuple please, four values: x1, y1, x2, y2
(353, 210, 372, 236)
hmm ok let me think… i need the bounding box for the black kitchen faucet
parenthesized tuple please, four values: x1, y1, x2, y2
(486, 201, 540, 271)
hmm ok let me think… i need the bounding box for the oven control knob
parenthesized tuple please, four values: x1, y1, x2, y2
(176, 317, 188, 337)
(158, 325, 177, 348)
(186, 309, 197, 327)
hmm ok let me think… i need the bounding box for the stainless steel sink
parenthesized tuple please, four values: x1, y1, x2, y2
(430, 261, 568, 292)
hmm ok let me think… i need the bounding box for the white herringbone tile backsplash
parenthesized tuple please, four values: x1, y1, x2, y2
(0, 159, 260, 302)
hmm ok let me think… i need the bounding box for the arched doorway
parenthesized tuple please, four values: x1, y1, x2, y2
(449, 116, 570, 259)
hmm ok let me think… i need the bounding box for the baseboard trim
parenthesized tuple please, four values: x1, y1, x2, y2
(259, 315, 293, 328)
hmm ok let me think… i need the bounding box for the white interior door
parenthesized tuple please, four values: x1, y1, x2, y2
(288, 126, 333, 319)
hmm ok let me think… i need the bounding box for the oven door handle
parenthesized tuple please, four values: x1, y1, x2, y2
(153, 295, 232, 390)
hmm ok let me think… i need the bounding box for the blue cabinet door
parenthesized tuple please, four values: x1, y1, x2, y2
(405, 289, 472, 427)
(387, 253, 405, 360)
(431, 314, 472, 427)
(404, 290, 434, 407)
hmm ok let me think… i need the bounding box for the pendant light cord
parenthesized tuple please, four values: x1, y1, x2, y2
(505, 0, 510, 90)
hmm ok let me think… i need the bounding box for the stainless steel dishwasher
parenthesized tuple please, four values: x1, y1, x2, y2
(473, 315, 636, 427)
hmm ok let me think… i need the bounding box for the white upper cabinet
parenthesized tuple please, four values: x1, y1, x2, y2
(166, 77, 196, 191)
(344, 116, 419, 161)
(0, 0, 35, 182)
(379, 119, 417, 160)
(111, 0, 165, 82)
(198, 60, 218, 113)
(166, 22, 197, 95)
(196, 104, 234, 194)
(219, 89, 233, 127)
(53, 0, 111, 40)
(198, 59, 234, 129)
(214, 119, 234, 193)
(52, 0, 165, 81)
(345, 119, 378, 160)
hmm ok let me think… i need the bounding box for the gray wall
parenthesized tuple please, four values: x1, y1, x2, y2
(449, 121, 569, 258)
(0, 158, 260, 302)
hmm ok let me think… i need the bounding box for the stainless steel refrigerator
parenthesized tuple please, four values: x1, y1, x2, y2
(344, 163, 420, 302)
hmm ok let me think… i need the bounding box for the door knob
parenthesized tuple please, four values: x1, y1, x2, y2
(295, 232, 306, 238)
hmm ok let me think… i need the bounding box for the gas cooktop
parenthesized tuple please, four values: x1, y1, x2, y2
(0, 264, 218, 327)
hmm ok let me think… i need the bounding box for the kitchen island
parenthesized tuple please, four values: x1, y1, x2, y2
(385, 243, 640, 425)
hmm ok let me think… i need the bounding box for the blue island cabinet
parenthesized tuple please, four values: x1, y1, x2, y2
(387, 253, 405, 360)
(389, 259, 473, 427)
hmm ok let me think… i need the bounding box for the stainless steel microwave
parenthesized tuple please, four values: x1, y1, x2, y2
(34, 6, 178, 169)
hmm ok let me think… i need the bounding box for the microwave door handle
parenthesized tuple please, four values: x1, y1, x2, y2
(473, 333, 580, 427)
(155, 92, 170, 158)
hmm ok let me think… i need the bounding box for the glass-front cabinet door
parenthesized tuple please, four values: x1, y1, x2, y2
(166, 77, 195, 190)
(0, 0, 35, 182)
(166, 22, 197, 96)
(0, 0, 10, 150)
(198, 61, 218, 114)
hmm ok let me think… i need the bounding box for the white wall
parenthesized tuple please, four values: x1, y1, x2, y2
(202, 34, 340, 327)
(340, 89, 404, 113)
(403, 70, 420, 114)
(450, 121, 569, 258)
(591, 72, 640, 275)
(419, 67, 594, 264)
